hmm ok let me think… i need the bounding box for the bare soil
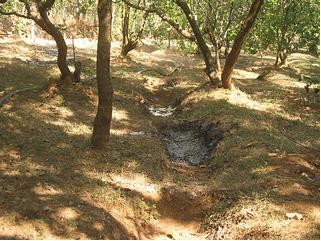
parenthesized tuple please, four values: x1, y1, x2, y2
(0, 37, 319, 239)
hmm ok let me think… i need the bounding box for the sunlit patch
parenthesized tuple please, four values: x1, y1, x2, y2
(112, 107, 129, 121)
(37, 105, 74, 118)
(1, 170, 21, 176)
(228, 88, 281, 112)
(110, 174, 160, 200)
(32, 183, 63, 195)
(278, 182, 312, 196)
(8, 149, 21, 160)
(269, 73, 304, 89)
(252, 166, 276, 175)
(93, 221, 104, 231)
(56, 207, 80, 220)
(44, 119, 92, 136)
(233, 69, 259, 79)
(110, 129, 130, 136)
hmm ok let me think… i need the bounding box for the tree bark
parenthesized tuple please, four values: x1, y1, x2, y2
(279, 49, 287, 66)
(35, 15, 73, 88)
(221, 0, 264, 89)
(120, 2, 148, 57)
(91, 0, 113, 149)
(174, 0, 219, 84)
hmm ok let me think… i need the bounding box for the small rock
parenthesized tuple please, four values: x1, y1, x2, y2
(286, 212, 303, 220)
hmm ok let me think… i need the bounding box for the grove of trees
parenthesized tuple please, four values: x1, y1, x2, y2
(0, 0, 319, 148)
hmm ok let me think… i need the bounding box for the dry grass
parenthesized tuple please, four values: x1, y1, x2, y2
(0, 38, 319, 239)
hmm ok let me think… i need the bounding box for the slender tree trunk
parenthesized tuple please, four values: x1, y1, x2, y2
(275, 49, 280, 66)
(214, 41, 221, 72)
(121, 2, 130, 56)
(221, 0, 264, 89)
(224, 40, 230, 58)
(174, 0, 219, 84)
(36, 11, 73, 87)
(279, 49, 288, 66)
(91, 0, 113, 149)
(120, 2, 148, 57)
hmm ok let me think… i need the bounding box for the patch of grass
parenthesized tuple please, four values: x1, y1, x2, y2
(35, 227, 45, 239)
(136, 198, 160, 222)
(65, 219, 78, 228)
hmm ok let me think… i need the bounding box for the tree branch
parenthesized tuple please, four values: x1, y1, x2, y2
(0, 8, 31, 19)
(122, 0, 195, 41)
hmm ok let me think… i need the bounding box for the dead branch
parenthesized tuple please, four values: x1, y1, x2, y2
(137, 65, 182, 76)
(256, 69, 271, 81)
(277, 124, 319, 152)
(0, 86, 38, 107)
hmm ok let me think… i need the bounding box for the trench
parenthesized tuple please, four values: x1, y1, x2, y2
(147, 104, 223, 165)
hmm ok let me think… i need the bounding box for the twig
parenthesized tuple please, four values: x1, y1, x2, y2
(277, 125, 319, 152)
(0, 86, 38, 107)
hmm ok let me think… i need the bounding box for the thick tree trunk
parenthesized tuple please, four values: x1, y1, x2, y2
(174, 0, 219, 84)
(91, 0, 113, 149)
(221, 0, 264, 89)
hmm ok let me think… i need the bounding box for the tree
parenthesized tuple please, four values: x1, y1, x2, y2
(221, 0, 264, 89)
(0, 0, 74, 87)
(244, 0, 319, 65)
(122, 0, 220, 85)
(120, 1, 149, 57)
(91, 0, 113, 149)
(173, 0, 220, 84)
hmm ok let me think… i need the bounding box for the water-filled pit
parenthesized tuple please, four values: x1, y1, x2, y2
(161, 121, 223, 165)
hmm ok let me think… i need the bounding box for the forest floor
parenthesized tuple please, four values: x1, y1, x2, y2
(0, 37, 320, 240)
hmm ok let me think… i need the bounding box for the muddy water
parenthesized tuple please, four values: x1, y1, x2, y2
(161, 121, 223, 165)
(147, 105, 177, 117)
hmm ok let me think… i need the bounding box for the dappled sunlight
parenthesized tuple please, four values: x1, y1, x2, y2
(112, 107, 130, 121)
(33, 183, 63, 195)
(184, 87, 282, 113)
(228, 88, 282, 112)
(268, 73, 305, 89)
(109, 173, 160, 200)
(0, 32, 319, 239)
(37, 104, 75, 118)
(44, 119, 92, 136)
(233, 69, 259, 79)
(56, 207, 80, 220)
(110, 128, 131, 136)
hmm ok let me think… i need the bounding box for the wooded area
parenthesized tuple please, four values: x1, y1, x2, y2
(0, 0, 320, 239)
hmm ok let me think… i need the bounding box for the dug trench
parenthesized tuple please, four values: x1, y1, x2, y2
(129, 74, 227, 237)
(159, 120, 224, 166)
(141, 76, 224, 166)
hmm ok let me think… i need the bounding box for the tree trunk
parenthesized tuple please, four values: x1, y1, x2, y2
(224, 40, 230, 58)
(120, 3, 138, 57)
(36, 11, 73, 88)
(221, 0, 264, 89)
(121, 2, 130, 57)
(91, 0, 113, 149)
(279, 49, 288, 66)
(174, 0, 219, 84)
(120, 2, 148, 57)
